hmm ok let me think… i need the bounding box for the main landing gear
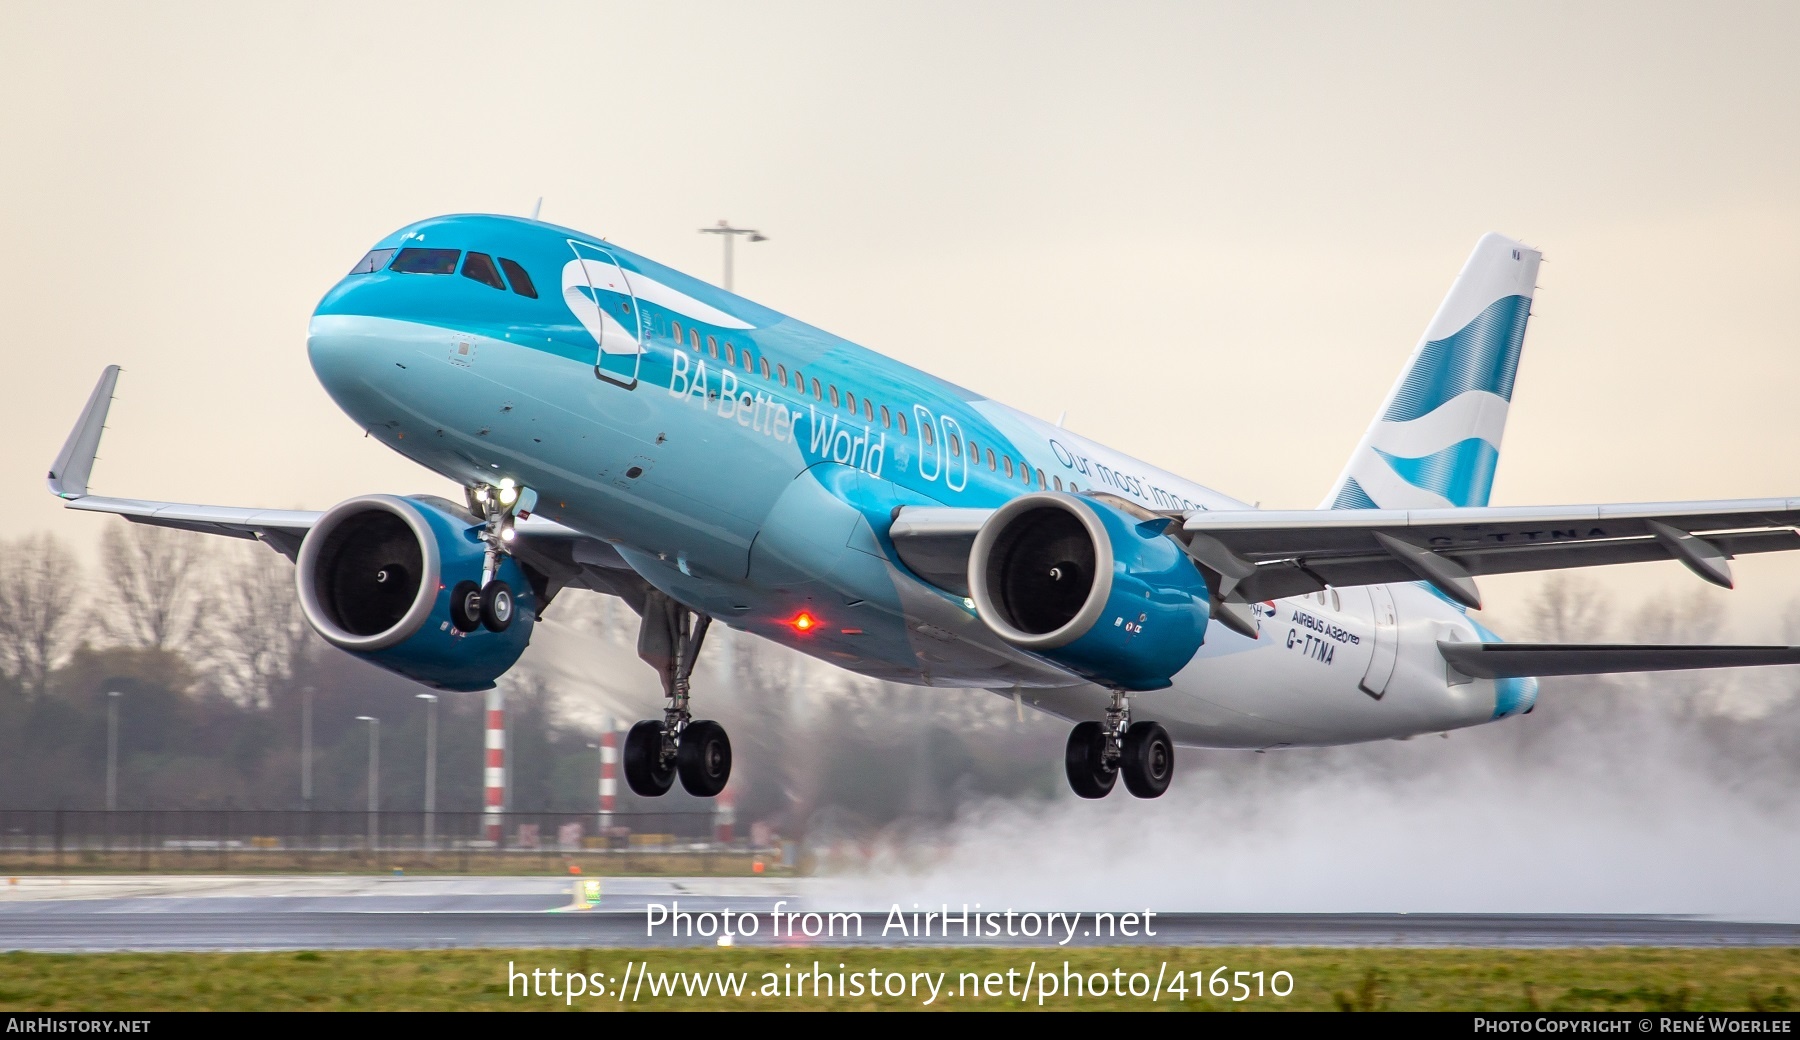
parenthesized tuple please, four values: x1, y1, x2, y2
(1065, 689, 1173, 799)
(450, 481, 534, 634)
(624, 590, 733, 798)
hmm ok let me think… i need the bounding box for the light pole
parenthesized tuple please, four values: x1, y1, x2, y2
(105, 691, 122, 811)
(356, 715, 379, 853)
(301, 685, 314, 810)
(697, 220, 767, 292)
(416, 693, 438, 852)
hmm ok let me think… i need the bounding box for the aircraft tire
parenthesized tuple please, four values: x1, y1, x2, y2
(449, 581, 482, 633)
(623, 720, 675, 797)
(1064, 721, 1117, 799)
(677, 720, 732, 798)
(479, 580, 515, 632)
(1120, 721, 1173, 798)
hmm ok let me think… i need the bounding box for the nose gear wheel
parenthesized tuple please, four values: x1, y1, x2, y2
(464, 481, 532, 632)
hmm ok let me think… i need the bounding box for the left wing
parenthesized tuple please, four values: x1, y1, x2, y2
(48, 365, 651, 613)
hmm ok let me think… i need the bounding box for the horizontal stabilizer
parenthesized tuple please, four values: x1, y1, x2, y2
(1440, 641, 1800, 679)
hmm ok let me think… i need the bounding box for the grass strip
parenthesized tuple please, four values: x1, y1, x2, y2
(1, 946, 1796, 1011)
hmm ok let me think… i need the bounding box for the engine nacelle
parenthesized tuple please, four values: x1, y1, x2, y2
(968, 493, 1209, 691)
(295, 494, 535, 691)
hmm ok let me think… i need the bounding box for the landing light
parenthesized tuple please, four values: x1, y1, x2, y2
(788, 611, 818, 634)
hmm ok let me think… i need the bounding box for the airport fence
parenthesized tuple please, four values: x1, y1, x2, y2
(0, 809, 791, 875)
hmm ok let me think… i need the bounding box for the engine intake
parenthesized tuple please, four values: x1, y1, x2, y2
(299, 499, 438, 650)
(969, 493, 1209, 690)
(295, 494, 534, 690)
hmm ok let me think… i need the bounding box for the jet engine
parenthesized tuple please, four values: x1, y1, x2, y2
(294, 494, 535, 691)
(967, 493, 1209, 690)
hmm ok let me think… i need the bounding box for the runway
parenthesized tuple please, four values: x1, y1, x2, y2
(1, 876, 1795, 952)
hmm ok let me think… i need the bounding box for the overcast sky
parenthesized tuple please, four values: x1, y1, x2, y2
(4, 1, 1797, 630)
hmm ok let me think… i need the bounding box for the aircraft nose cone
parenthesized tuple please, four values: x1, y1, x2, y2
(307, 310, 405, 426)
(308, 272, 406, 390)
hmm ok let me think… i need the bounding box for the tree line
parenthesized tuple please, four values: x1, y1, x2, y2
(0, 523, 1064, 827)
(2, 524, 1795, 834)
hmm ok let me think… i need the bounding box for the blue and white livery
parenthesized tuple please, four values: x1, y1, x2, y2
(47, 219, 1800, 799)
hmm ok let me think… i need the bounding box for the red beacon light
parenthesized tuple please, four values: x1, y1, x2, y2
(788, 611, 819, 634)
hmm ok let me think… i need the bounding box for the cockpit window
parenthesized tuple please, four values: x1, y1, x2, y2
(498, 258, 537, 299)
(347, 248, 396, 275)
(461, 252, 506, 290)
(389, 247, 461, 274)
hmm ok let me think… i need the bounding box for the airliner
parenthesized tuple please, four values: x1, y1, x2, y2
(47, 218, 1800, 800)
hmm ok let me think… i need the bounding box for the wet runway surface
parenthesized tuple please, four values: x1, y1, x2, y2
(2, 876, 1795, 952)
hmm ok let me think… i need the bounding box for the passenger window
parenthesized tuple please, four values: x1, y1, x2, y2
(830, 385, 840, 407)
(390, 247, 461, 274)
(725, 342, 735, 366)
(760, 357, 771, 379)
(1330, 588, 1341, 611)
(1003, 457, 1013, 477)
(1032, 468, 1042, 487)
(863, 399, 873, 421)
(898, 413, 909, 436)
(777, 364, 787, 384)
(880, 405, 891, 428)
(672, 320, 684, 346)
(968, 440, 978, 462)
(498, 258, 537, 298)
(811, 378, 822, 400)
(744, 350, 754, 373)
(709, 336, 719, 358)
(1054, 476, 1063, 491)
(922, 422, 934, 447)
(845, 390, 856, 412)
(986, 448, 996, 470)
(948, 432, 961, 455)
(793, 369, 804, 390)
(461, 252, 506, 290)
(348, 248, 396, 275)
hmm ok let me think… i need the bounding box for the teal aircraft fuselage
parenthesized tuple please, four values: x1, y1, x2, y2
(58, 214, 1800, 785)
(307, 213, 1514, 750)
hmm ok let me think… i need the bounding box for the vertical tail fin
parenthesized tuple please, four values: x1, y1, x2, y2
(1324, 233, 1541, 510)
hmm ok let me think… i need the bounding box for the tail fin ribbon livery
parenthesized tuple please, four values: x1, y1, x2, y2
(1325, 233, 1541, 510)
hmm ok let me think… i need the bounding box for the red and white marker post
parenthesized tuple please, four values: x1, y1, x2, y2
(483, 686, 505, 843)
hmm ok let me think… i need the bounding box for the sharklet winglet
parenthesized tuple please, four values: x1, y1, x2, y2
(47, 365, 120, 500)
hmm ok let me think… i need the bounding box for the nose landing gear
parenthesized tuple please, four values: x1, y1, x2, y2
(1064, 689, 1173, 799)
(623, 590, 733, 798)
(458, 481, 536, 633)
